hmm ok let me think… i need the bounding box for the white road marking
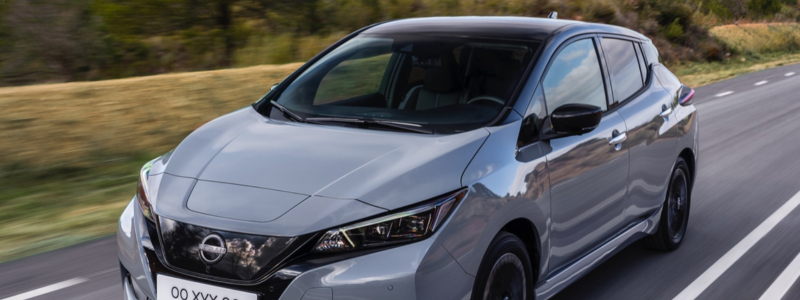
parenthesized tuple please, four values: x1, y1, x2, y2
(758, 252, 800, 300)
(786, 72, 795, 77)
(716, 91, 734, 97)
(2, 278, 87, 300)
(755, 80, 768, 86)
(673, 190, 800, 300)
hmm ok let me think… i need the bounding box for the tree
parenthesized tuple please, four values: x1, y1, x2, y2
(1, 0, 107, 84)
(726, 0, 748, 20)
(748, 0, 783, 17)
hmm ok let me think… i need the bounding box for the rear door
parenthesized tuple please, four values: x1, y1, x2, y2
(601, 37, 678, 221)
(544, 37, 630, 269)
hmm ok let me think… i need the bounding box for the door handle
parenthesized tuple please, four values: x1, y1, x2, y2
(608, 131, 627, 145)
(660, 104, 673, 118)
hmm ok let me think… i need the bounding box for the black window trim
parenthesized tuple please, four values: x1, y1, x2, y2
(632, 42, 647, 85)
(596, 34, 654, 113)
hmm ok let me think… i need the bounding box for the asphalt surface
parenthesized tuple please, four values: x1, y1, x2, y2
(2, 63, 800, 300)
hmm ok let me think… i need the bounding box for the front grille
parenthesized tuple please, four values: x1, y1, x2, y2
(152, 217, 313, 285)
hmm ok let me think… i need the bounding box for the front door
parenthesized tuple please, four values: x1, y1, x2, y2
(540, 37, 630, 269)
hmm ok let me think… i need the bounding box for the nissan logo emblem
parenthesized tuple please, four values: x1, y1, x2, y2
(199, 234, 227, 264)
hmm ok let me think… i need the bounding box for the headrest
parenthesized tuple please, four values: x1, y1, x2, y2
(424, 67, 455, 93)
(471, 49, 521, 80)
(488, 60, 521, 80)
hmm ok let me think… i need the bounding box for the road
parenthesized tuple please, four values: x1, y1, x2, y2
(2, 63, 800, 300)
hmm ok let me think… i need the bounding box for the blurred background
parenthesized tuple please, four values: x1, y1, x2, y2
(1, 0, 800, 263)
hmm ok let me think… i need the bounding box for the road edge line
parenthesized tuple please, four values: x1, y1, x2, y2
(672, 190, 800, 300)
(1, 278, 87, 300)
(758, 252, 800, 300)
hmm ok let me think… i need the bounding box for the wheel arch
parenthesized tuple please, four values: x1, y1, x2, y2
(678, 147, 696, 191)
(500, 218, 541, 283)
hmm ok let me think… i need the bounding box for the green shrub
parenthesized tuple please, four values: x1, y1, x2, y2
(749, 0, 783, 17)
(666, 18, 685, 41)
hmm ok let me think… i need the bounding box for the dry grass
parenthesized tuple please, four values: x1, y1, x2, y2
(0, 63, 302, 262)
(672, 52, 800, 87)
(0, 63, 303, 169)
(1, 35, 799, 262)
(710, 23, 800, 54)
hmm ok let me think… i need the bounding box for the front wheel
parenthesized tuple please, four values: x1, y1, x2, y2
(472, 232, 534, 300)
(642, 157, 691, 251)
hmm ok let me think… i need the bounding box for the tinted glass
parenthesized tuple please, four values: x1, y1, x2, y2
(602, 38, 644, 102)
(643, 42, 660, 65)
(314, 52, 393, 105)
(272, 35, 540, 134)
(543, 39, 607, 114)
(636, 43, 648, 81)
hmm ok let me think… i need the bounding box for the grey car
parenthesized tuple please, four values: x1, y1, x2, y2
(118, 16, 699, 300)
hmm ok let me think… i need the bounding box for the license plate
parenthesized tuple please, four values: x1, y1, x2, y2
(157, 274, 258, 300)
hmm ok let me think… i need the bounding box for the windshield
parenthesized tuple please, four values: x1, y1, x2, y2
(269, 33, 540, 133)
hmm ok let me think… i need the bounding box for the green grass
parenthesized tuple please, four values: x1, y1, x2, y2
(0, 154, 156, 262)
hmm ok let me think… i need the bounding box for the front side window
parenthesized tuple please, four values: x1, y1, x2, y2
(602, 38, 644, 102)
(543, 38, 607, 114)
(270, 34, 540, 134)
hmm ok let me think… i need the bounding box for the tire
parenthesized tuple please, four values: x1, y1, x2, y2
(643, 157, 691, 251)
(472, 232, 534, 300)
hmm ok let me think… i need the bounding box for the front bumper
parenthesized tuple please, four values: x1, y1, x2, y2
(117, 198, 474, 300)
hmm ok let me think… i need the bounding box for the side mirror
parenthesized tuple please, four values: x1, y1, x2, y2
(550, 104, 603, 135)
(678, 84, 694, 106)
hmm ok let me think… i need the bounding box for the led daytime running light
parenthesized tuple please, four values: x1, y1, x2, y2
(313, 189, 467, 253)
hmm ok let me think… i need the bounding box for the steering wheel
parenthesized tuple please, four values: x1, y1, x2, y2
(467, 96, 505, 106)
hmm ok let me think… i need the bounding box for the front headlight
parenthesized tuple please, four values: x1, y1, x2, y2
(137, 157, 158, 222)
(312, 188, 467, 253)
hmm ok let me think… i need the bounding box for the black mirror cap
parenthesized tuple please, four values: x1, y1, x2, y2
(679, 85, 695, 106)
(550, 103, 603, 135)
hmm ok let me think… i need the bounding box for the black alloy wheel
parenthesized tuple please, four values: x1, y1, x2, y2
(473, 232, 534, 300)
(643, 157, 691, 251)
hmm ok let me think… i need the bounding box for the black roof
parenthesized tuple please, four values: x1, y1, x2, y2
(364, 16, 646, 42)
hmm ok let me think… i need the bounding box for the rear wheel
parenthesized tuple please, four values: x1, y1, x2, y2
(472, 232, 534, 300)
(643, 158, 691, 251)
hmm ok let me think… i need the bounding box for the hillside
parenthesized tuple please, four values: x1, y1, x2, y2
(2, 23, 800, 262)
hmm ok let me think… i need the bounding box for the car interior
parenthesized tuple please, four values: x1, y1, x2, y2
(274, 36, 539, 132)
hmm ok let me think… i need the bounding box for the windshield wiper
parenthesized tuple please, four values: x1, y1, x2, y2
(306, 117, 434, 134)
(270, 100, 308, 123)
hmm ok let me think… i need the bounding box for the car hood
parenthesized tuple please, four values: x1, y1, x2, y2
(160, 108, 489, 221)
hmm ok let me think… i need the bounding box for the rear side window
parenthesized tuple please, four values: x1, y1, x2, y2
(642, 42, 660, 66)
(636, 43, 648, 81)
(543, 39, 607, 114)
(601, 38, 644, 102)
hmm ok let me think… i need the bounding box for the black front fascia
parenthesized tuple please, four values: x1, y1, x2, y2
(142, 218, 394, 300)
(153, 217, 317, 285)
